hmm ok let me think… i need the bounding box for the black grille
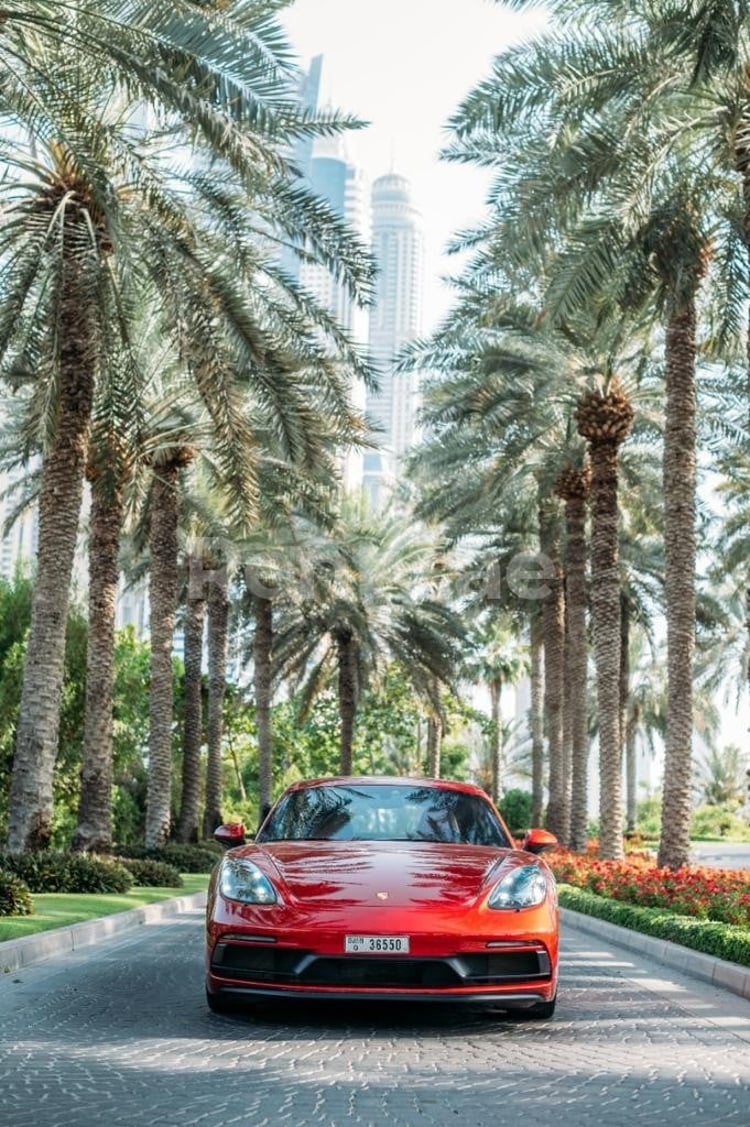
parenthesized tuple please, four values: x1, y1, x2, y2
(302, 958, 460, 988)
(212, 943, 551, 989)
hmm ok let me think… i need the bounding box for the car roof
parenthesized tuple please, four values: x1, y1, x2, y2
(280, 776, 491, 800)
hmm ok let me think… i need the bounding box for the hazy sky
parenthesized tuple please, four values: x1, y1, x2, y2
(281, 0, 546, 333)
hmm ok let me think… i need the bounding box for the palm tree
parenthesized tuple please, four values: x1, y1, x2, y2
(203, 560, 229, 836)
(539, 497, 566, 841)
(253, 592, 275, 819)
(273, 503, 464, 773)
(176, 551, 207, 844)
(71, 430, 132, 852)
(145, 446, 194, 848)
(554, 461, 590, 852)
(465, 618, 529, 803)
(455, 0, 749, 868)
(529, 609, 545, 827)
(576, 380, 634, 860)
(1, 1, 360, 178)
(1, 30, 375, 851)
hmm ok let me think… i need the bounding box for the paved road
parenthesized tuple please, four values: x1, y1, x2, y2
(1, 910, 749, 1127)
(690, 842, 750, 871)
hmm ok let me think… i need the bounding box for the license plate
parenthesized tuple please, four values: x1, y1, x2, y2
(345, 935, 410, 954)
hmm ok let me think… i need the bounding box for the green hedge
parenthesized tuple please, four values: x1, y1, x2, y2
(0, 869, 33, 917)
(559, 884, 750, 967)
(0, 852, 133, 895)
(115, 858, 183, 888)
(114, 843, 220, 873)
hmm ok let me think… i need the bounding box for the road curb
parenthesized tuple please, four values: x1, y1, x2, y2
(562, 906, 750, 1002)
(0, 890, 207, 974)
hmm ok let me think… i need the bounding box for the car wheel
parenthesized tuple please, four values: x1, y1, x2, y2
(206, 988, 233, 1015)
(521, 994, 556, 1020)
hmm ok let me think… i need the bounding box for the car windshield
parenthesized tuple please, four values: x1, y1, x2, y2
(257, 784, 511, 847)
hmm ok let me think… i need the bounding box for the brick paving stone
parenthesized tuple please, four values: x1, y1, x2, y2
(0, 911, 748, 1127)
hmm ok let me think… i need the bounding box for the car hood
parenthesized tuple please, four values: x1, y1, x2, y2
(228, 840, 533, 909)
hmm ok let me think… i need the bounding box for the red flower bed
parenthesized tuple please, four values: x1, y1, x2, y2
(547, 849, 750, 928)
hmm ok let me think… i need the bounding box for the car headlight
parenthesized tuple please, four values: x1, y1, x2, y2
(219, 857, 278, 905)
(488, 864, 548, 909)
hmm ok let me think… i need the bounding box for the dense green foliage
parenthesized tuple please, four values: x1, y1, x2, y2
(0, 852, 133, 894)
(114, 843, 220, 874)
(220, 672, 476, 828)
(115, 858, 183, 888)
(0, 869, 33, 917)
(498, 789, 534, 834)
(0, 575, 183, 848)
(559, 885, 750, 968)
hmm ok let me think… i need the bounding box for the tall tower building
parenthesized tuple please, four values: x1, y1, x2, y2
(296, 131, 369, 337)
(285, 56, 369, 489)
(364, 173, 424, 504)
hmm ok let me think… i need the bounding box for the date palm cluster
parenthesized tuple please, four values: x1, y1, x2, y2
(0, 2, 469, 857)
(402, 0, 750, 866)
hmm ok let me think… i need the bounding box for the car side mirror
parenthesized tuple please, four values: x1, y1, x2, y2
(520, 828, 558, 855)
(214, 822, 247, 849)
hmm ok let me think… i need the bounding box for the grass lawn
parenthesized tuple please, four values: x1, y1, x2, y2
(0, 873, 210, 943)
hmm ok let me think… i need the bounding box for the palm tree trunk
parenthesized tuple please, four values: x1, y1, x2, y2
(254, 595, 274, 822)
(7, 261, 95, 853)
(541, 504, 566, 840)
(562, 615, 573, 844)
(657, 299, 697, 870)
(619, 596, 635, 836)
(427, 713, 442, 779)
(145, 461, 180, 850)
(72, 473, 124, 853)
(203, 569, 228, 837)
(337, 629, 356, 774)
(489, 678, 503, 803)
(626, 710, 638, 836)
(530, 611, 545, 826)
(734, 138, 750, 727)
(560, 481, 589, 853)
(176, 563, 205, 843)
(577, 385, 633, 861)
(587, 441, 625, 860)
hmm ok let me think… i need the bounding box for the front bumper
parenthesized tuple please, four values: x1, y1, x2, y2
(206, 891, 558, 1007)
(207, 932, 556, 1006)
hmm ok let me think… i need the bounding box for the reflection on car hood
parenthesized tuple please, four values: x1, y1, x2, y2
(230, 840, 533, 908)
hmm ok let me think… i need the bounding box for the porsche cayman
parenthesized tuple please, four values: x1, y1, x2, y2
(205, 776, 559, 1017)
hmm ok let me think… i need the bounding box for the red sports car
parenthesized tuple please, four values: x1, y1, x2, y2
(205, 776, 559, 1018)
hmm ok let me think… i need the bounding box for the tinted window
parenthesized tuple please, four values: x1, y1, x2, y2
(257, 784, 510, 847)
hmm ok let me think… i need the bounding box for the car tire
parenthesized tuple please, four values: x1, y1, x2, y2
(521, 994, 556, 1020)
(206, 988, 234, 1015)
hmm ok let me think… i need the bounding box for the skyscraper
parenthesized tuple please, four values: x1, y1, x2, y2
(286, 56, 369, 489)
(364, 172, 425, 504)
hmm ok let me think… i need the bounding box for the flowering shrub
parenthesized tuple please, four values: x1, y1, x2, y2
(547, 849, 750, 928)
(558, 886, 750, 967)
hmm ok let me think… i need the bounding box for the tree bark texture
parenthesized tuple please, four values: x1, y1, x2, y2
(176, 565, 205, 843)
(619, 596, 635, 835)
(427, 713, 442, 779)
(489, 678, 503, 804)
(563, 490, 589, 853)
(203, 570, 228, 837)
(657, 300, 697, 870)
(72, 476, 124, 853)
(530, 611, 545, 827)
(588, 442, 625, 860)
(337, 630, 356, 774)
(254, 595, 274, 822)
(541, 505, 566, 840)
(145, 462, 180, 849)
(7, 258, 95, 852)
